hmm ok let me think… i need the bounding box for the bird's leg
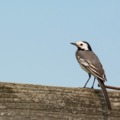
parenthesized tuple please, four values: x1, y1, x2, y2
(91, 77, 96, 89)
(83, 73, 91, 88)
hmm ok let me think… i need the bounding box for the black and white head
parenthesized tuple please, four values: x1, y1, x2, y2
(71, 41, 92, 51)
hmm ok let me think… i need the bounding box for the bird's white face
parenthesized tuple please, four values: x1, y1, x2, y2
(75, 41, 89, 50)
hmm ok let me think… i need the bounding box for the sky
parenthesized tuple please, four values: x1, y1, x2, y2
(0, 0, 120, 89)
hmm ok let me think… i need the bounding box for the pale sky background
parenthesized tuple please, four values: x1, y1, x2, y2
(0, 0, 120, 89)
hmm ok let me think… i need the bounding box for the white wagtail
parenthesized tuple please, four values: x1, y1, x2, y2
(71, 41, 111, 110)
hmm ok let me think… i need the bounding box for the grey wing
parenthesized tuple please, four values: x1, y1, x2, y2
(76, 51, 106, 81)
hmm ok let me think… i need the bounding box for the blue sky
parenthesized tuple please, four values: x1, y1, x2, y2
(0, 0, 120, 88)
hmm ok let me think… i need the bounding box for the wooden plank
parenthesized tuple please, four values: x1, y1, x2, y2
(0, 82, 119, 120)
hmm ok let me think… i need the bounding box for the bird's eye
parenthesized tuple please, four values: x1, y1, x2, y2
(80, 43, 83, 46)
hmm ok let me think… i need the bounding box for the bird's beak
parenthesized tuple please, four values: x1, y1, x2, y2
(71, 42, 76, 46)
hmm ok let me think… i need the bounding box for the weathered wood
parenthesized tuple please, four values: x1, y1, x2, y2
(0, 82, 120, 120)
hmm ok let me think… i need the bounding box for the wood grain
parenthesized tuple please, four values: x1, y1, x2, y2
(0, 82, 119, 120)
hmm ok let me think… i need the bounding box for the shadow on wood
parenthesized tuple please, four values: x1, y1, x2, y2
(0, 82, 120, 120)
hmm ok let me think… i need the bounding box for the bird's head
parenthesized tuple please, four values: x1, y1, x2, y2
(71, 41, 92, 51)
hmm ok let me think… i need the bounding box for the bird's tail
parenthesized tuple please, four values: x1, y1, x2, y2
(97, 79, 112, 110)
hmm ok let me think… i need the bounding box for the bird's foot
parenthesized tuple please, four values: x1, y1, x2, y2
(91, 86, 94, 89)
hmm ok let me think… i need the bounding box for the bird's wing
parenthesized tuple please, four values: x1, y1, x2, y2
(79, 58, 104, 80)
(76, 51, 106, 81)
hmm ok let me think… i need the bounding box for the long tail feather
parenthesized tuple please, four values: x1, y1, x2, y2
(97, 79, 112, 110)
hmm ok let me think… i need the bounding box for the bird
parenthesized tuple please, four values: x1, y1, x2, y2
(71, 41, 111, 110)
